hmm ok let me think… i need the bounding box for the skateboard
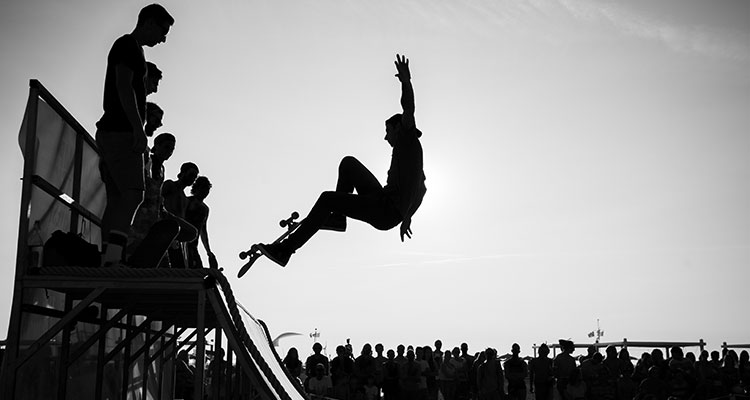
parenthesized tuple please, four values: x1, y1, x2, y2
(128, 219, 180, 268)
(237, 211, 300, 278)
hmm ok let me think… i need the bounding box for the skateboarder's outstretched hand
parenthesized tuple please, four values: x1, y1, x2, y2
(400, 217, 413, 242)
(395, 54, 410, 82)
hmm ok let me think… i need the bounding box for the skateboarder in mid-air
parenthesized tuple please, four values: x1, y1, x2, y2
(257, 54, 426, 267)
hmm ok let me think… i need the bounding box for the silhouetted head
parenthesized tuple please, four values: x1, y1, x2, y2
(178, 350, 189, 362)
(559, 339, 575, 353)
(313, 342, 322, 354)
(710, 351, 720, 362)
(670, 346, 684, 360)
(146, 62, 163, 95)
(375, 343, 384, 355)
(485, 348, 496, 360)
(512, 343, 520, 356)
(724, 350, 738, 368)
(740, 350, 749, 364)
(397, 344, 405, 355)
(619, 348, 630, 361)
(407, 350, 415, 362)
(699, 350, 708, 362)
(416, 347, 424, 360)
(315, 363, 325, 377)
(593, 353, 603, 364)
(606, 345, 617, 358)
(361, 343, 372, 356)
(387, 349, 395, 360)
(539, 343, 550, 357)
(177, 162, 199, 185)
(652, 349, 665, 363)
(190, 176, 212, 199)
(384, 113, 402, 147)
(145, 102, 164, 136)
(461, 343, 469, 354)
(136, 4, 174, 47)
(686, 352, 696, 363)
(452, 347, 460, 358)
(444, 350, 452, 360)
(587, 345, 597, 356)
(152, 133, 175, 161)
(286, 347, 299, 360)
(336, 345, 346, 356)
(434, 340, 442, 351)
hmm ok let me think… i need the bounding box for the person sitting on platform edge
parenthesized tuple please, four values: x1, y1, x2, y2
(257, 54, 426, 266)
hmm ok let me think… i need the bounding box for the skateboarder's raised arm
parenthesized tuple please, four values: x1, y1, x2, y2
(395, 54, 416, 132)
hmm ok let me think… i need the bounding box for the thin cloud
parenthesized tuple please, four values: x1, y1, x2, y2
(556, 0, 750, 61)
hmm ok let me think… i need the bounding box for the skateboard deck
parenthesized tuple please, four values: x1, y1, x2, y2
(128, 219, 180, 268)
(237, 211, 300, 277)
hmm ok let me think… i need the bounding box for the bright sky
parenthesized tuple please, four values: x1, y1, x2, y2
(1, 0, 748, 358)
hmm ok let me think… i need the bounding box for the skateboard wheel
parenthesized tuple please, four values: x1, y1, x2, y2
(291, 211, 299, 219)
(239, 251, 248, 259)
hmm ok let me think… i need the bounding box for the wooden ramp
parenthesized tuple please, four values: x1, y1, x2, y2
(0, 80, 309, 399)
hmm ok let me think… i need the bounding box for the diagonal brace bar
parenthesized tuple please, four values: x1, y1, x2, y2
(14, 287, 105, 370)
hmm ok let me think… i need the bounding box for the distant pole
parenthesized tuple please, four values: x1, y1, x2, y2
(310, 328, 320, 344)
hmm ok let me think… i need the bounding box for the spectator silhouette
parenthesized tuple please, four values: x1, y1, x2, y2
(185, 176, 218, 268)
(307, 363, 333, 397)
(374, 343, 387, 391)
(257, 54, 426, 267)
(382, 349, 401, 400)
(504, 343, 528, 400)
(566, 368, 587, 400)
(354, 343, 376, 396)
(283, 347, 303, 381)
(636, 366, 668, 400)
(553, 339, 576, 399)
(400, 350, 423, 400)
(96, 3, 174, 267)
(305, 342, 330, 377)
(740, 350, 750, 394)
(530, 343, 554, 400)
(422, 346, 439, 400)
(331, 345, 354, 400)
(476, 348, 504, 400)
(618, 348, 637, 400)
(175, 350, 194, 400)
(439, 350, 458, 400)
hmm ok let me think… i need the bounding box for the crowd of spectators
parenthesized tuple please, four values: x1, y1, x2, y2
(280, 339, 750, 400)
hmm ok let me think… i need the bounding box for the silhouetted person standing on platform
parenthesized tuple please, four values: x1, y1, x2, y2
(258, 54, 427, 267)
(96, 4, 173, 266)
(162, 162, 199, 268)
(185, 176, 218, 268)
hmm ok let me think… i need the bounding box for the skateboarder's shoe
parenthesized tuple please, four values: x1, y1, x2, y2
(256, 242, 292, 267)
(320, 213, 346, 232)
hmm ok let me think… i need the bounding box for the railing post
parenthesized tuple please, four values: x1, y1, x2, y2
(194, 291, 206, 400)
